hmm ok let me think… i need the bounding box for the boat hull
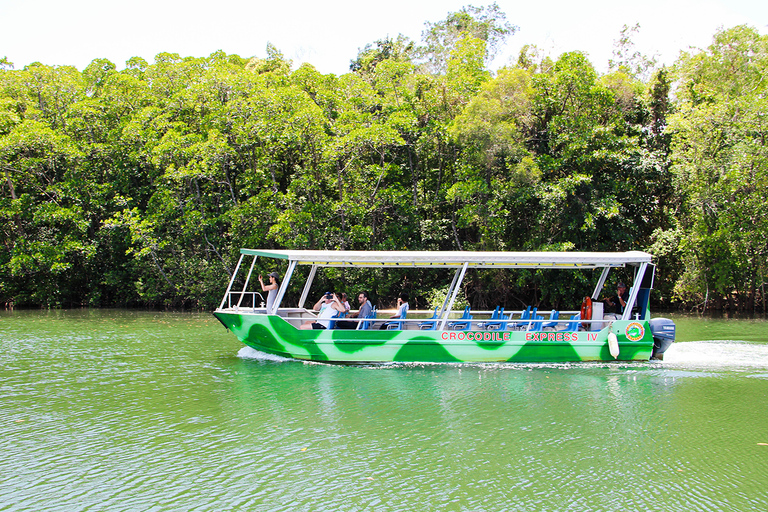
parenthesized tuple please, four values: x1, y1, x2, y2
(214, 312, 655, 363)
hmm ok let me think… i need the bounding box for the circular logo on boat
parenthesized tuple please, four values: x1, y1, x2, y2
(625, 322, 645, 342)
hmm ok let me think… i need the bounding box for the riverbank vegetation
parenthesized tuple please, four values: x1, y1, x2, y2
(1, 6, 766, 312)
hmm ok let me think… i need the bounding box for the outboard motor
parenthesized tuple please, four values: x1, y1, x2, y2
(649, 318, 676, 360)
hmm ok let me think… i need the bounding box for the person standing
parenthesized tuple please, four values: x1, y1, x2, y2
(258, 272, 280, 312)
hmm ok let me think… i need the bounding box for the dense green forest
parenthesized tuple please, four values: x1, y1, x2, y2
(1, 6, 767, 312)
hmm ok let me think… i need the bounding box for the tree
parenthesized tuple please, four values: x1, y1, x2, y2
(668, 25, 768, 311)
(350, 35, 415, 74)
(419, 3, 516, 74)
(0, 119, 89, 306)
(608, 23, 658, 81)
(448, 67, 534, 249)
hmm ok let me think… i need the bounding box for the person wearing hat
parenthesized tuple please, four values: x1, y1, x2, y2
(258, 272, 280, 312)
(604, 282, 629, 317)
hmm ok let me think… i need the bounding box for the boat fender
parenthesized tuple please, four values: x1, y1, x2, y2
(608, 332, 619, 359)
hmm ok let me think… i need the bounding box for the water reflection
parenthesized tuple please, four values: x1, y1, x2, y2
(229, 341, 768, 510)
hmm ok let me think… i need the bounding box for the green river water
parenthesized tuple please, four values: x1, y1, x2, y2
(1, 310, 767, 511)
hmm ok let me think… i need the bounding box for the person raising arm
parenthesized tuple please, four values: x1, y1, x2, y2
(258, 272, 280, 311)
(300, 292, 346, 330)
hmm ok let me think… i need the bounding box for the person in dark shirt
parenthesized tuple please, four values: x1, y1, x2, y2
(604, 282, 629, 316)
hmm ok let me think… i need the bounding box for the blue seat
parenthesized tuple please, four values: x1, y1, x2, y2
(448, 306, 472, 330)
(327, 309, 340, 330)
(386, 304, 409, 330)
(565, 313, 581, 331)
(527, 313, 545, 332)
(528, 308, 540, 330)
(419, 307, 439, 330)
(486, 308, 510, 331)
(357, 307, 377, 330)
(478, 306, 499, 329)
(541, 310, 560, 329)
(512, 306, 532, 330)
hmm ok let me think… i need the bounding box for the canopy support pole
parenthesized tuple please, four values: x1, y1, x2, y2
(439, 267, 463, 317)
(592, 267, 611, 300)
(236, 256, 257, 309)
(621, 262, 647, 321)
(218, 254, 244, 310)
(298, 265, 318, 309)
(271, 260, 297, 314)
(439, 262, 469, 330)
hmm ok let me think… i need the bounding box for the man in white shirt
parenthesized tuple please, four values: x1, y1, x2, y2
(380, 293, 409, 330)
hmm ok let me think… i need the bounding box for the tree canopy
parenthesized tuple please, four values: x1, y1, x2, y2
(1, 9, 765, 313)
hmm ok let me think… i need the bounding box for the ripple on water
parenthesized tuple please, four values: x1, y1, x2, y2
(3, 311, 768, 511)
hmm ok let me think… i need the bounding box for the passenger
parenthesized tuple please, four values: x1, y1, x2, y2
(339, 293, 351, 318)
(299, 292, 346, 330)
(336, 291, 372, 329)
(258, 272, 280, 311)
(603, 282, 629, 318)
(379, 293, 409, 330)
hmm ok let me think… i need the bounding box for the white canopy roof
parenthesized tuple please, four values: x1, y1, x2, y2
(240, 249, 652, 269)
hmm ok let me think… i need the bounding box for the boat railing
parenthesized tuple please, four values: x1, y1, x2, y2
(223, 291, 265, 310)
(355, 316, 615, 331)
(219, 303, 626, 332)
(286, 309, 618, 332)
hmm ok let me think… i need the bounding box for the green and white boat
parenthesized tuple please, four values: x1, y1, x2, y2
(213, 249, 676, 363)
